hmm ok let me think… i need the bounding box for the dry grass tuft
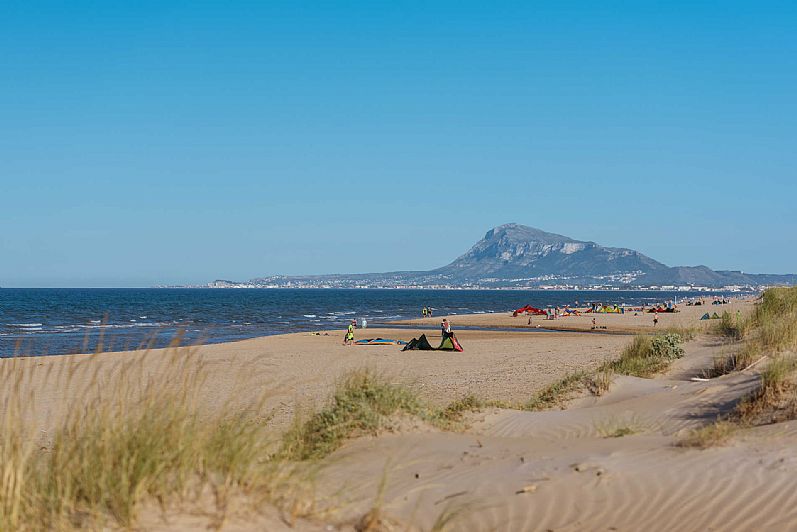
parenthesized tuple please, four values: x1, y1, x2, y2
(522, 371, 589, 411)
(679, 420, 737, 449)
(595, 416, 644, 438)
(586, 368, 614, 397)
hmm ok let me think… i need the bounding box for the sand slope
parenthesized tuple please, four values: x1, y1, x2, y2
(315, 335, 797, 531)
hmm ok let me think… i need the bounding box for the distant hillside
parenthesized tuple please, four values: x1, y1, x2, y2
(204, 223, 797, 289)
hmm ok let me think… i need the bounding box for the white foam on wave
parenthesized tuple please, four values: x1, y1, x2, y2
(303, 314, 317, 318)
(8, 323, 43, 328)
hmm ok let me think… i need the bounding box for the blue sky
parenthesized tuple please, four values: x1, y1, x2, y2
(2, 1, 795, 287)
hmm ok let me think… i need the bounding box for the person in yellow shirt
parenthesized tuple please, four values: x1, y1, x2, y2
(343, 319, 356, 346)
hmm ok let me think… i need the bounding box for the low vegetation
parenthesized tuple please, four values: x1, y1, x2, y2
(711, 287, 797, 373)
(601, 333, 686, 378)
(736, 355, 797, 425)
(685, 287, 797, 448)
(523, 332, 688, 411)
(679, 420, 737, 449)
(523, 370, 589, 411)
(281, 370, 482, 461)
(0, 350, 317, 530)
(595, 416, 643, 438)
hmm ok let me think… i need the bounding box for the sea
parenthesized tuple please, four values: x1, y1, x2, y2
(0, 288, 744, 357)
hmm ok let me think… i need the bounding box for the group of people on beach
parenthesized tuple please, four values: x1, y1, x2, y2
(343, 316, 454, 346)
(421, 306, 433, 318)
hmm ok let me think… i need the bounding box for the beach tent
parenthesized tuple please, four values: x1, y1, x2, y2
(700, 313, 711, 320)
(711, 312, 721, 319)
(402, 334, 435, 351)
(438, 335, 464, 352)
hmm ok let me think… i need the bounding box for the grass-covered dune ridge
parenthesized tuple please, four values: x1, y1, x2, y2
(0, 348, 315, 530)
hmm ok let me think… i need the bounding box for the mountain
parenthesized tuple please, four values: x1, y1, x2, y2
(433, 224, 669, 283)
(204, 224, 797, 289)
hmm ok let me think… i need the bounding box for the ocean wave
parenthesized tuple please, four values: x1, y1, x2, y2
(72, 322, 174, 330)
(8, 323, 43, 328)
(303, 314, 317, 318)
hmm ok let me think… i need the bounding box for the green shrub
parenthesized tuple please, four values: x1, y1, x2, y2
(603, 333, 685, 378)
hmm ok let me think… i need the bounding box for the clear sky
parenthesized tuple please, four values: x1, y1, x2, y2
(2, 1, 795, 287)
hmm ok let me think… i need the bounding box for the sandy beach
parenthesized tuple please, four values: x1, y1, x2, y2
(391, 297, 751, 334)
(8, 296, 797, 530)
(5, 325, 630, 435)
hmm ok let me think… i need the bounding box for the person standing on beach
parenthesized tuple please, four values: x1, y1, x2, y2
(343, 319, 355, 345)
(653, 312, 659, 327)
(428, 307, 433, 318)
(441, 318, 451, 339)
(422, 307, 428, 318)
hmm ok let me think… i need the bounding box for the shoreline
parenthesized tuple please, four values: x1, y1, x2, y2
(4, 296, 750, 360)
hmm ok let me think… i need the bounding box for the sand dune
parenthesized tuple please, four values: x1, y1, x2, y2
(313, 334, 797, 531)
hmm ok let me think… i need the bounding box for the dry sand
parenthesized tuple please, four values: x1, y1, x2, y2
(314, 332, 797, 531)
(3, 326, 629, 435)
(7, 297, 795, 530)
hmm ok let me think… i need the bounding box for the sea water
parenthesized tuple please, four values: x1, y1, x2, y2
(0, 288, 741, 357)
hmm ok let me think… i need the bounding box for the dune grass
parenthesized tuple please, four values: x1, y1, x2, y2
(595, 415, 644, 438)
(522, 370, 589, 411)
(679, 420, 737, 449)
(0, 349, 315, 530)
(522, 332, 688, 411)
(711, 287, 797, 374)
(281, 370, 483, 461)
(685, 288, 797, 447)
(601, 333, 686, 378)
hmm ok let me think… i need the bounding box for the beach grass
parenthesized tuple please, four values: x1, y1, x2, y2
(522, 370, 589, 411)
(595, 415, 644, 438)
(280, 369, 483, 461)
(0, 349, 315, 530)
(522, 332, 688, 411)
(679, 420, 737, 449)
(710, 287, 797, 375)
(601, 333, 686, 378)
(686, 287, 797, 446)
